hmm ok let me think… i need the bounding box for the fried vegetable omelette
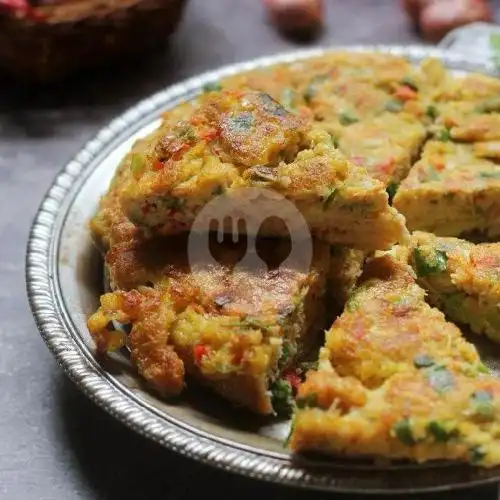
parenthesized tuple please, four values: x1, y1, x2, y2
(290, 254, 500, 468)
(87, 50, 500, 467)
(118, 89, 407, 251)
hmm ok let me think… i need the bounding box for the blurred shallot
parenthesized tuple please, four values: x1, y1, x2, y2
(419, 0, 493, 42)
(264, 0, 323, 36)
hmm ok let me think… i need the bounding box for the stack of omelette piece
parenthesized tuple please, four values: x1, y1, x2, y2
(87, 51, 500, 468)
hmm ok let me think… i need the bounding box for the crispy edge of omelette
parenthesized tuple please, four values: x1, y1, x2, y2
(409, 231, 500, 343)
(290, 364, 500, 467)
(87, 235, 330, 415)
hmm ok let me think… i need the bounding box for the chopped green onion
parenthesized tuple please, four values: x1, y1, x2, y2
(281, 88, 296, 110)
(480, 171, 500, 179)
(427, 421, 458, 442)
(490, 33, 500, 72)
(339, 111, 359, 126)
(400, 76, 419, 91)
(240, 317, 272, 333)
(393, 418, 415, 446)
(437, 128, 452, 142)
(478, 363, 490, 374)
(475, 96, 500, 113)
(271, 379, 294, 416)
(426, 105, 438, 119)
(203, 81, 222, 93)
(469, 446, 486, 464)
(386, 182, 399, 203)
(130, 153, 145, 177)
(413, 247, 448, 277)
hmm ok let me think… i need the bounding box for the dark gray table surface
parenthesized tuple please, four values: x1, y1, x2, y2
(2, 1, 500, 498)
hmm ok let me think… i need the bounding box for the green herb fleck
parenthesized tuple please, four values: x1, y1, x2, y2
(296, 393, 318, 409)
(478, 363, 490, 374)
(401, 76, 418, 91)
(322, 187, 337, 210)
(469, 446, 486, 464)
(427, 421, 458, 443)
(271, 379, 294, 416)
(345, 293, 360, 313)
(475, 96, 500, 113)
(281, 88, 296, 110)
(414, 354, 435, 369)
(393, 418, 415, 446)
(240, 317, 272, 333)
(339, 111, 359, 126)
(130, 153, 145, 177)
(490, 33, 500, 71)
(426, 105, 438, 119)
(328, 133, 339, 147)
(480, 171, 500, 179)
(437, 128, 452, 142)
(413, 247, 448, 277)
(385, 100, 404, 113)
(176, 125, 197, 142)
(278, 341, 293, 369)
(471, 390, 494, 419)
(203, 81, 222, 93)
(386, 182, 399, 203)
(425, 365, 455, 394)
(228, 112, 254, 132)
(303, 75, 328, 103)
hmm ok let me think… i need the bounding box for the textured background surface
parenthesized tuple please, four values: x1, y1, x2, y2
(1, 1, 500, 498)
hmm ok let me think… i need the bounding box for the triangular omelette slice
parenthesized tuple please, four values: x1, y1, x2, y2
(288, 253, 500, 467)
(88, 153, 330, 415)
(88, 234, 329, 415)
(118, 89, 408, 250)
(409, 231, 500, 343)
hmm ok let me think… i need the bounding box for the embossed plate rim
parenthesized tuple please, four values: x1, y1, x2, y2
(26, 44, 500, 494)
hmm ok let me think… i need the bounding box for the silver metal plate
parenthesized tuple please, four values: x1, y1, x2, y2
(26, 44, 500, 494)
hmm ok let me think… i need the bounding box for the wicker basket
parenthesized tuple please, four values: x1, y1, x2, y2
(0, 0, 188, 83)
